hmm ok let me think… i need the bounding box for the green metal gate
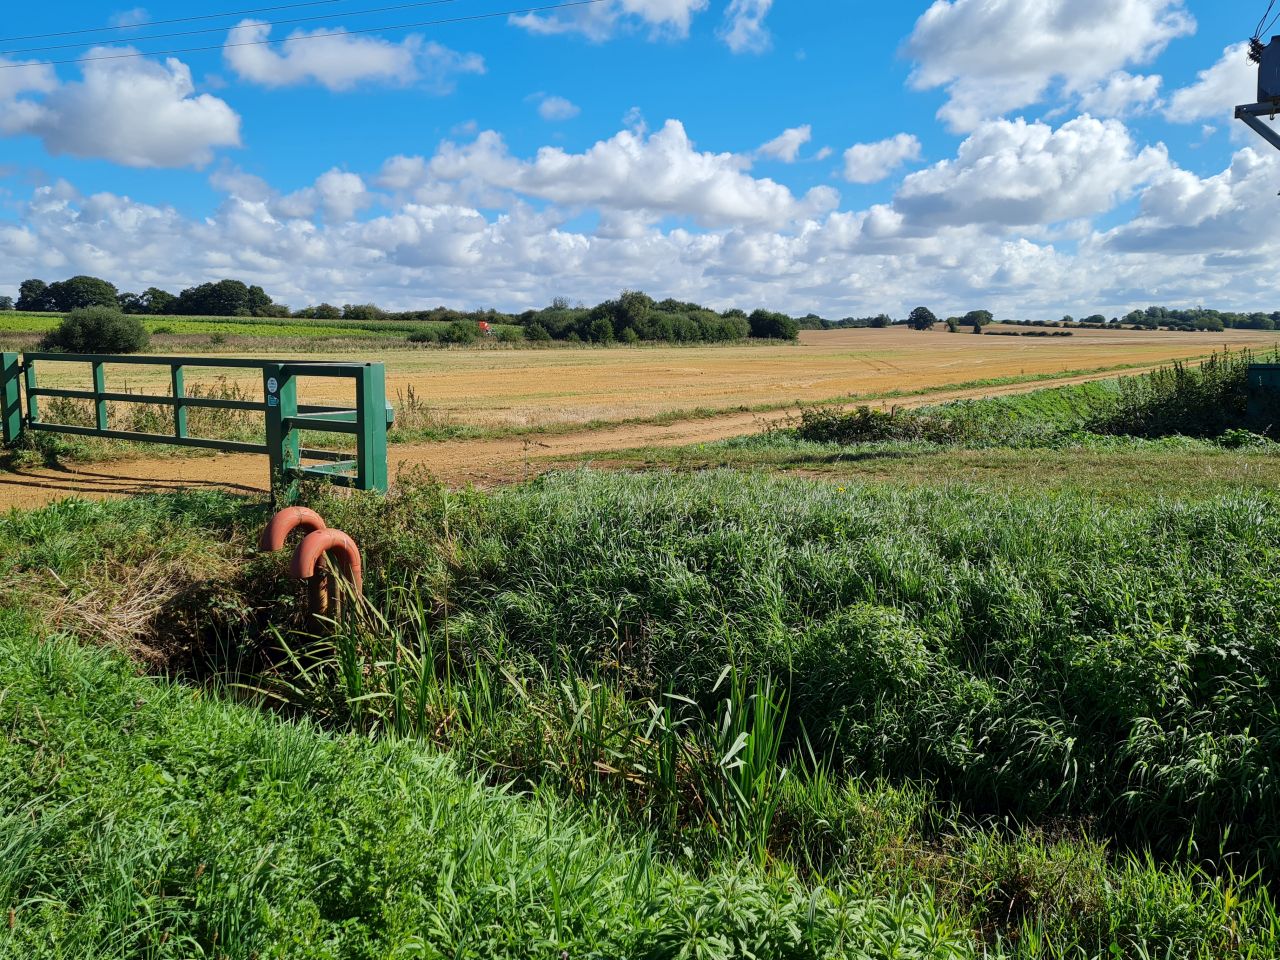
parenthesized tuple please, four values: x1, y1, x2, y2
(0, 352, 392, 498)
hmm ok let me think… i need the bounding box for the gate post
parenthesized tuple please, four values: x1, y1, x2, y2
(263, 364, 299, 503)
(356, 362, 388, 491)
(1, 353, 22, 445)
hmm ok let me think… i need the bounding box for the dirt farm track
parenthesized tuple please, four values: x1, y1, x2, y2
(2, 326, 1278, 508)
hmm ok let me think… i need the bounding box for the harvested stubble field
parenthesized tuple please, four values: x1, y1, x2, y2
(5, 326, 1280, 507)
(21, 326, 1280, 429)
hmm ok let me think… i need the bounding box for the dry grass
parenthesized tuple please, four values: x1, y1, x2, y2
(36, 559, 191, 665)
(23, 327, 1280, 433)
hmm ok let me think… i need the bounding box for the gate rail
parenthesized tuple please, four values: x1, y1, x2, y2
(1, 352, 391, 496)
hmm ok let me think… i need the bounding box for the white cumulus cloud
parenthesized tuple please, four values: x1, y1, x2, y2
(418, 119, 839, 227)
(511, 0, 709, 41)
(224, 20, 484, 92)
(842, 134, 922, 184)
(905, 0, 1195, 130)
(719, 0, 773, 54)
(2, 52, 240, 169)
(537, 95, 582, 121)
(1076, 72, 1163, 117)
(757, 125, 812, 163)
(1165, 43, 1256, 123)
(893, 116, 1168, 228)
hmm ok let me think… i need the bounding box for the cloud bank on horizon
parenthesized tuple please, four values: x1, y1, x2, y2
(0, 0, 1274, 317)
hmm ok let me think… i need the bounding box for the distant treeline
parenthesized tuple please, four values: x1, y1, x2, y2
(3, 277, 805, 344)
(7, 276, 1278, 343)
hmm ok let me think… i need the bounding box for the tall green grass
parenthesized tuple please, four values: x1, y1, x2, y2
(795, 351, 1279, 448)
(5, 469, 1280, 956)
(3, 615, 995, 959)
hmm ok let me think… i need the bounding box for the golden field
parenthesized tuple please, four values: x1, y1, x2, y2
(25, 325, 1280, 430)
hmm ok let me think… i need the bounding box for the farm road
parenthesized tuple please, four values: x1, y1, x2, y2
(0, 364, 1174, 508)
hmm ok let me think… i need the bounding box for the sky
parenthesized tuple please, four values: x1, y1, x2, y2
(0, 0, 1276, 318)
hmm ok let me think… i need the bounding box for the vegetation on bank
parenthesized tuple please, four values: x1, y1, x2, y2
(796, 351, 1276, 448)
(2, 466, 1279, 957)
(2, 619, 971, 959)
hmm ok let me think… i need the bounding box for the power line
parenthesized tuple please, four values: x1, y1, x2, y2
(0, 0, 606, 69)
(0, 0, 348, 44)
(1256, 1, 1278, 39)
(2, 0, 467, 57)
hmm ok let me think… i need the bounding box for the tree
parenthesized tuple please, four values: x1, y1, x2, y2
(1123, 309, 1155, 328)
(246, 285, 274, 317)
(311, 303, 342, 320)
(907, 306, 937, 331)
(945, 317, 961, 333)
(16, 279, 52, 312)
(45, 275, 120, 311)
(869, 314, 891, 328)
(343, 303, 385, 322)
(140, 287, 177, 315)
(587, 316, 614, 344)
(116, 292, 145, 314)
(39, 307, 149, 354)
(963, 309, 993, 333)
(175, 279, 268, 316)
(748, 309, 800, 341)
(0, 296, 13, 311)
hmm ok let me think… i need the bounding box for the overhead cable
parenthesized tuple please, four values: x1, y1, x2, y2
(0, 0, 606, 69)
(2, 0, 465, 57)
(0, 0, 349, 44)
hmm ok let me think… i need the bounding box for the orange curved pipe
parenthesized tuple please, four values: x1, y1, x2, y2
(259, 507, 328, 552)
(289, 529, 363, 595)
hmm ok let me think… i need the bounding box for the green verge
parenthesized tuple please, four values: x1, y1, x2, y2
(0, 616, 974, 959)
(589, 437, 1280, 502)
(1, 475, 1278, 957)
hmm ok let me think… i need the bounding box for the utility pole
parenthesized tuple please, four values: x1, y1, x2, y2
(1237, 36, 1280, 152)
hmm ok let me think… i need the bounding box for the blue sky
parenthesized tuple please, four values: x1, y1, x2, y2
(0, 0, 1276, 317)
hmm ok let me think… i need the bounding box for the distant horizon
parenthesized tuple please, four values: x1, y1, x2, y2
(9, 271, 1280, 325)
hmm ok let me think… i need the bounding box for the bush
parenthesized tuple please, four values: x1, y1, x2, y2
(748, 309, 800, 341)
(1088, 352, 1256, 438)
(440, 320, 480, 344)
(797, 405, 971, 444)
(407, 328, 440, 344)
(38, 307, 149, 354)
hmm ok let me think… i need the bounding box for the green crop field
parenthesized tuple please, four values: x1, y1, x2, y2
(1, 355, 1279, 958)
(0, 311, 524, 345)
